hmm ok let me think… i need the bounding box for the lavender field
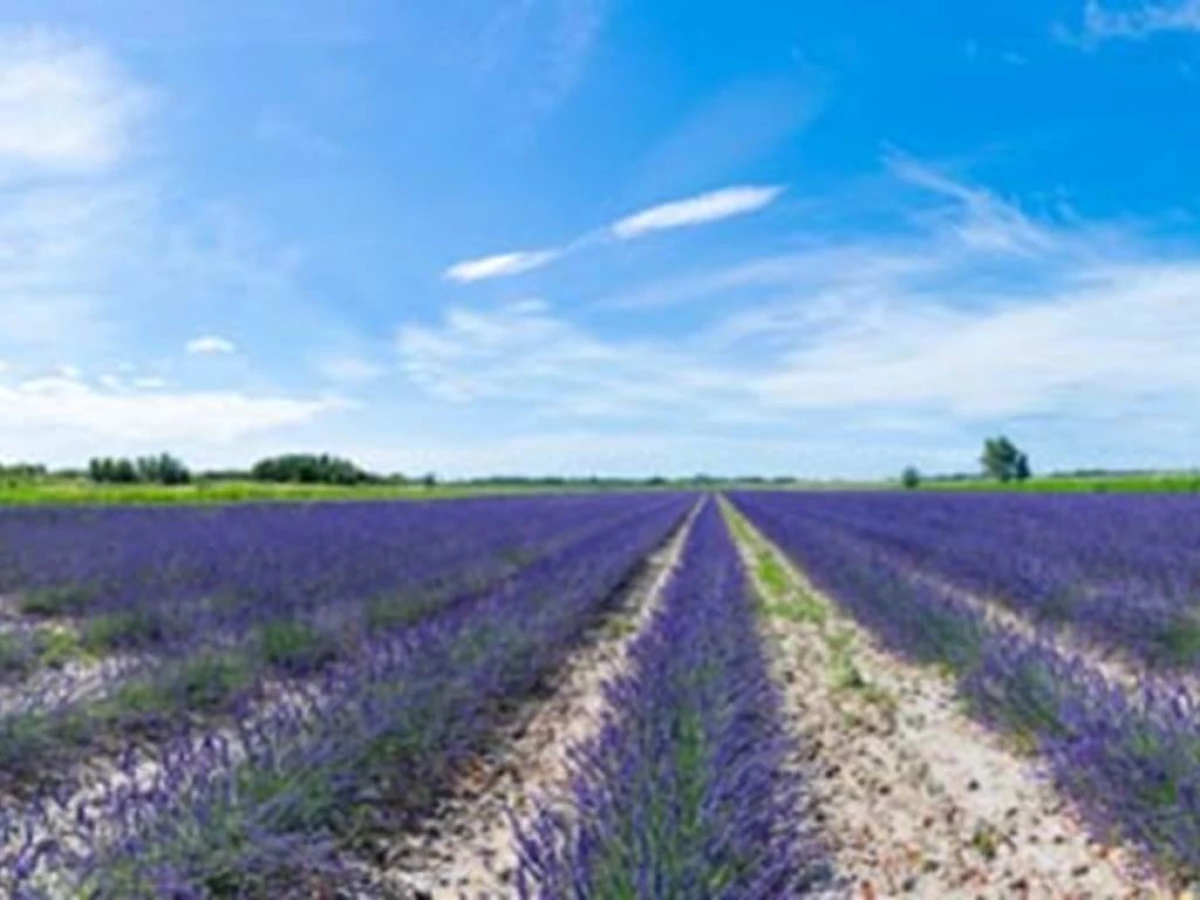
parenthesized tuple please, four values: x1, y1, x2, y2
(1, 491, 1197, 897)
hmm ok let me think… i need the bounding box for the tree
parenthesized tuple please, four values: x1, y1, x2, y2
(901, 466, 922, 489)
(250, 453, 373, 485)
(980, 436, 1031, 483)
(1014, 452, 1031, 482)
(88, 453, 190, 485)
(136, 453, 191, 485)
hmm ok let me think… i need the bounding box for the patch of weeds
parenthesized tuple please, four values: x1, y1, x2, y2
(755, 549, 791, 599)
(723, 503, 828, 625)
(970, 822, 1000, 861)
(0, 710, 57, 783)
(602, 615, 637, 640)
(172, 651, 256, 712)
(101, 651, 255, 729)
(33, 626, 86, 669)
(1148, 612, 1200, 668)
(255, 620, 340, 676)
(765, 591, 828, 626)
(828, 629, 868, 691)
(99, 678, 176, 729)
(80, 608, 185, 653)
(19, 585, 94, 617)
(859, 682, 897, 711)
(0, 631, 37, 678)
(0, 707, 90, 790)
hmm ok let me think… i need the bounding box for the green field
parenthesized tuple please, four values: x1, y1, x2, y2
(0, 480, 548, 506)
(1, 469, 1198, 507)
(919, 472, 1200, 493)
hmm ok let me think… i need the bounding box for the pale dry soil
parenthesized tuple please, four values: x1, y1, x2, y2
(725, 504, 1185, 900)
(368, 503, 700, 899)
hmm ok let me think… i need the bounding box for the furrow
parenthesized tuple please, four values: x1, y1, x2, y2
(723, 501, 1159, 899)
(364, 499, 701, 898)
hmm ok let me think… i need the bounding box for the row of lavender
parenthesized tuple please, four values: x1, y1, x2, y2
(0, 495, 655, 654)
(731, 492, 1200, 882)
(0, 496, 679, 802)
(2, 494, 693, 897)
(516, 500, 829, 897)
(770, 491, 1200, 669)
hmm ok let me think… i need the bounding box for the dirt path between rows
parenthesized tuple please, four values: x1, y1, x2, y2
(724, 503, 1177, 900)
(368, 501, 701, 899)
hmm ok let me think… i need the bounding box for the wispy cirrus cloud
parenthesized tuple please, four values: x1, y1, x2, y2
(610, 185, 785, 239)
(408, 156, 1200, 462)
(887, 155, 1056, 255)
(443, 249, 561, 283)
(1067, 0, 1200, 44)
(442, 183, 786, 282)
(397, 297, 746, 420)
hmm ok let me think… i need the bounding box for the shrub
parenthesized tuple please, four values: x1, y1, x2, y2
(256, 620, 340, 676)
(19, 585, 93, 617)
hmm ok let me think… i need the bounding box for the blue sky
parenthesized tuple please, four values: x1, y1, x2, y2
(2, 0, 1200, 477)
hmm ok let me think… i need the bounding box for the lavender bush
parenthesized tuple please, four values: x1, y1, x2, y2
(0, 496, 658, 647)
(0, 495, 676, 796)
(744, 491, 1200, 669)
(515, 501, 829, 898)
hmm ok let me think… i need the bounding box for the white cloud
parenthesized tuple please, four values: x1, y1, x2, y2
(316, 355, 386, 383)
(443, 249, 560, 282)
(0, 378, 343, 445)
(398, 298, 744, 419)
(0, 27, 151, 181)
(444, 184, 786, 284)
(610, 185, 785, 240)
(887, 155, 1056, 255)
(1080, 0, 1200, 41)
(185, 335, 237, 355)
(0, 28, 376, 468)
(400, 159, 1200, 458)
(750, 263, 1200, 418)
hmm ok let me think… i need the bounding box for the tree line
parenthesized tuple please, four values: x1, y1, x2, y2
(84, 453, 407, 486)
